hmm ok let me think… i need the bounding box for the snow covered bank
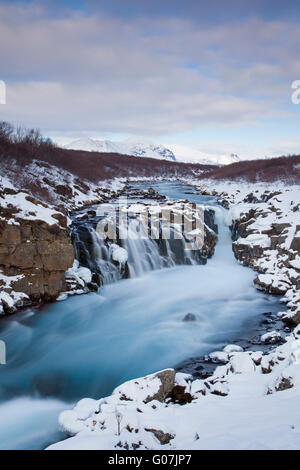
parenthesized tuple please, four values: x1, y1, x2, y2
(48, 178, 300, 450)
(48, 327, 300, 450)
(0, 163, 126, 314)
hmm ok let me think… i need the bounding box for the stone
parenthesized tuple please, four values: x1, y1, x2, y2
(290, 236, 300, 252)
(144, 428, 175, 445)
(183, 313, 197, 322)
(0, 216, 74, 305)
(144, 369, 176, 403)
(167, 385, 193, 405)
(282, 309, 300, 326)
(275, 376, 294, 392)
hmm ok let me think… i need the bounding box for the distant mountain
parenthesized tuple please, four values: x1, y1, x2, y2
(167, 144, 241, 166)
(64, 138, 176, 162)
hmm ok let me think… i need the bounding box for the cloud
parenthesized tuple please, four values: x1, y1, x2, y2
(0, 3, 299, 138)
(168, 138, 300, 162)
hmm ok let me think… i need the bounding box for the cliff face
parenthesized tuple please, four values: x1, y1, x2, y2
(0, 189, 75, 314)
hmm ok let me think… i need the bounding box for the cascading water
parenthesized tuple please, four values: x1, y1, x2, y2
(71, 199, 212, 284)
(0, 181, 283, 450)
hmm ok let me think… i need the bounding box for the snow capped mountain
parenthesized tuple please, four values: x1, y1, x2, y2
(64, 138, 241, 166)
(64, 138, 176, 162)
(167, 144, 241, 166)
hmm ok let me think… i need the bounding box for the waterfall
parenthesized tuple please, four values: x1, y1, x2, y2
(71, 212, 208, 285)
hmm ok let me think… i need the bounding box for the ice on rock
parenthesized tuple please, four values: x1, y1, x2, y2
(59, 410, 88, 435)
(223, 344, 244, 353)
(209, 351, 229, 363)
(110, 244, 128, 265)
(229, 353, 256, 374)
(77, 267, 92, 284)
(291, 340, 300, 364)
(261, 331, 282, 344)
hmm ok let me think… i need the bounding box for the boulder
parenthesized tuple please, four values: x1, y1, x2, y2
(183, 313, 197, 322)
(0, 217, 74, 305)
(167, 385, 193, 405)
(144, 369, 176, 403)
(144, 428, 175, 445)
(274, 375, 294, 392)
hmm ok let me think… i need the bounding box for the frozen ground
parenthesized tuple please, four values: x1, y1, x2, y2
(48, 178, 300, 450)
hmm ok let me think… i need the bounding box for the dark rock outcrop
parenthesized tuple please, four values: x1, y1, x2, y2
(144, 428, 175, 444)
(144, 369, 176, 404)
(0, 217, 74, 310)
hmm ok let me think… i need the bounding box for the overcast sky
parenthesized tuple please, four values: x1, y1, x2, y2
(1, 0, 300, 159)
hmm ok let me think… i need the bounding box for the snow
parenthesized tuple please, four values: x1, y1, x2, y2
(209, 351, 229, 363)
(110, 244, 128, 265)
(47, 177, 300, 451)
(168, 143, 240, 165)
(0, 189, 66, 227)
(229, 352, 256, 374)
(48, 330, 300, 450)
(0, 161, 126, 213)
(59, 260, 94, 300)
(77, 267, 92, 284)
(1, 167, 299, 449)
(223, 344, 244, 353)
(261, 331, 282, 343)
(289, 258, 300, 270)
(238, 233, 271, 248)
(64, 138, 176, 162)
(0, 271, 28, 313)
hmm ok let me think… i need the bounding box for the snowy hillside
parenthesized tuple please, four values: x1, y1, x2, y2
(64, 138, 176, 162)
(168, 144, 240, 166)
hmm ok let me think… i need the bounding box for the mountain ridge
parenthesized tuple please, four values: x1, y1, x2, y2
(64, 137, 241, 166)
(64, 138, 176, 162)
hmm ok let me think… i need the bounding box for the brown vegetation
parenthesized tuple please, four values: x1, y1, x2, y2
(0, 121, 213, 182)
(200, 154, 300, 184)
(0, 122, 299, 185)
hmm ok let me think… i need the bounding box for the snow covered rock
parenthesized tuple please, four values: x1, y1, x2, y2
(0, 189, 75, 311)
(223, 344, 244, 353)
(261, 331, 282, 344)
(114, 369, 176, 404)
(182, 313, 197, 322)
(209, 351, 229, 363)
(110, 244, 128, 265)
(229, 353, 256, 374)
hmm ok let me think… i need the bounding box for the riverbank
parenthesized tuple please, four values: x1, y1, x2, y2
(0, 176, 299, 450)
(47, 179, 300, 450)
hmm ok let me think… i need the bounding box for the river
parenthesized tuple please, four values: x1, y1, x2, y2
(0, 181, 282, 449)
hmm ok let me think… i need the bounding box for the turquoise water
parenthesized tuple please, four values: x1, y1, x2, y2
(0, 182, 281, 449)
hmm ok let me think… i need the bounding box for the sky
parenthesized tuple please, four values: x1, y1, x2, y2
(0, 0, 300, 160)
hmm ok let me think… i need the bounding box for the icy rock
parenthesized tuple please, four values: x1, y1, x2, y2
(175, 372, 193, 388)
(249, 351, 263, 366)
(110, 244, 128, 265)
(275, 375, 294, 392)
(166, 385, 193, 405)
(182, 313, 197, 322)
(291, 340, 300, 364)
(229, 353, 256, 374)
(205, 377, 229, 396)
(261, 331, 282, 344)
(223, 344, 244, 353)
(56, 292, 68, 302)
(261, 356, 275, 374)
(77, 267, 92, 284)
(282, 308, 300, 326)
(113, 369, 175, 404)
(59, 410, 88, 435)
(209, 351, 229, 363)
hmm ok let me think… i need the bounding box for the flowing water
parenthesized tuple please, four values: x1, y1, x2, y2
(0, 181, 282, 449)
